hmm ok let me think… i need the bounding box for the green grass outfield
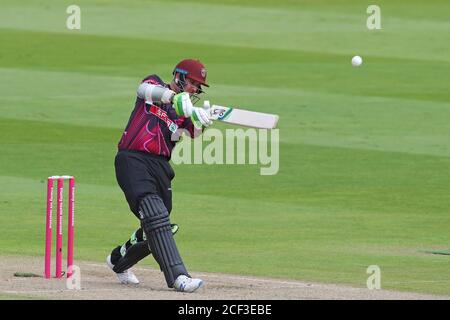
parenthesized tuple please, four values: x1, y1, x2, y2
(1, 0, 449, 296)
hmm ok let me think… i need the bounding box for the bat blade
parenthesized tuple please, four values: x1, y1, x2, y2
(210, 105, 279, 129)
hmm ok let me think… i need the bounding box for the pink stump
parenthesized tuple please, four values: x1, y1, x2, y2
(55, 178, 63, 278)
(67, 178, 75, 277)
(45, 178, 53, 279)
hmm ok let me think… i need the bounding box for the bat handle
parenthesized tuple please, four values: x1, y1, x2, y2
(203, 100, 212, 117)
(203, 100, 211, 110)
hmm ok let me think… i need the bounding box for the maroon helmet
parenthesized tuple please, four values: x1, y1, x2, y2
(173, 59, 209, 87)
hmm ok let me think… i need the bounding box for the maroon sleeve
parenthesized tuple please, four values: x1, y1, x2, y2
(141, 74, 164, 85)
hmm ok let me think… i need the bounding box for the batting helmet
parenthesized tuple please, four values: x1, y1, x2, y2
(173, 59, 209, 87)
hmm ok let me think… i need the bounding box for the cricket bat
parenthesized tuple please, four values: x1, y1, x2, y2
(208, 103, 279, 129)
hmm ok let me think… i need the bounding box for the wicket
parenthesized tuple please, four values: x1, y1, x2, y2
(45, 175, 75, 279)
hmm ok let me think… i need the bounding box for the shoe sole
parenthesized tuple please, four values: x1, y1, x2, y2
(120, 279, 140, 285)
(177, 280, 204, 293)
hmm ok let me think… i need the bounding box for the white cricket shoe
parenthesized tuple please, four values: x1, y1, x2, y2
(106, 255, 140, 285)
(173, 275, 204, 293)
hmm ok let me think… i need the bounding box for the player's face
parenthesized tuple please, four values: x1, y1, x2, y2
(184, 78, 201, 94)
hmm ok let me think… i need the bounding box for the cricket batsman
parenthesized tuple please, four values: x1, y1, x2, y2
(106, 59, 212, 292)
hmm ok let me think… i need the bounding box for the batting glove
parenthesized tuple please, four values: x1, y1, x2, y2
(191, 107, 213, 129)
(172, 92, 193, 117)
